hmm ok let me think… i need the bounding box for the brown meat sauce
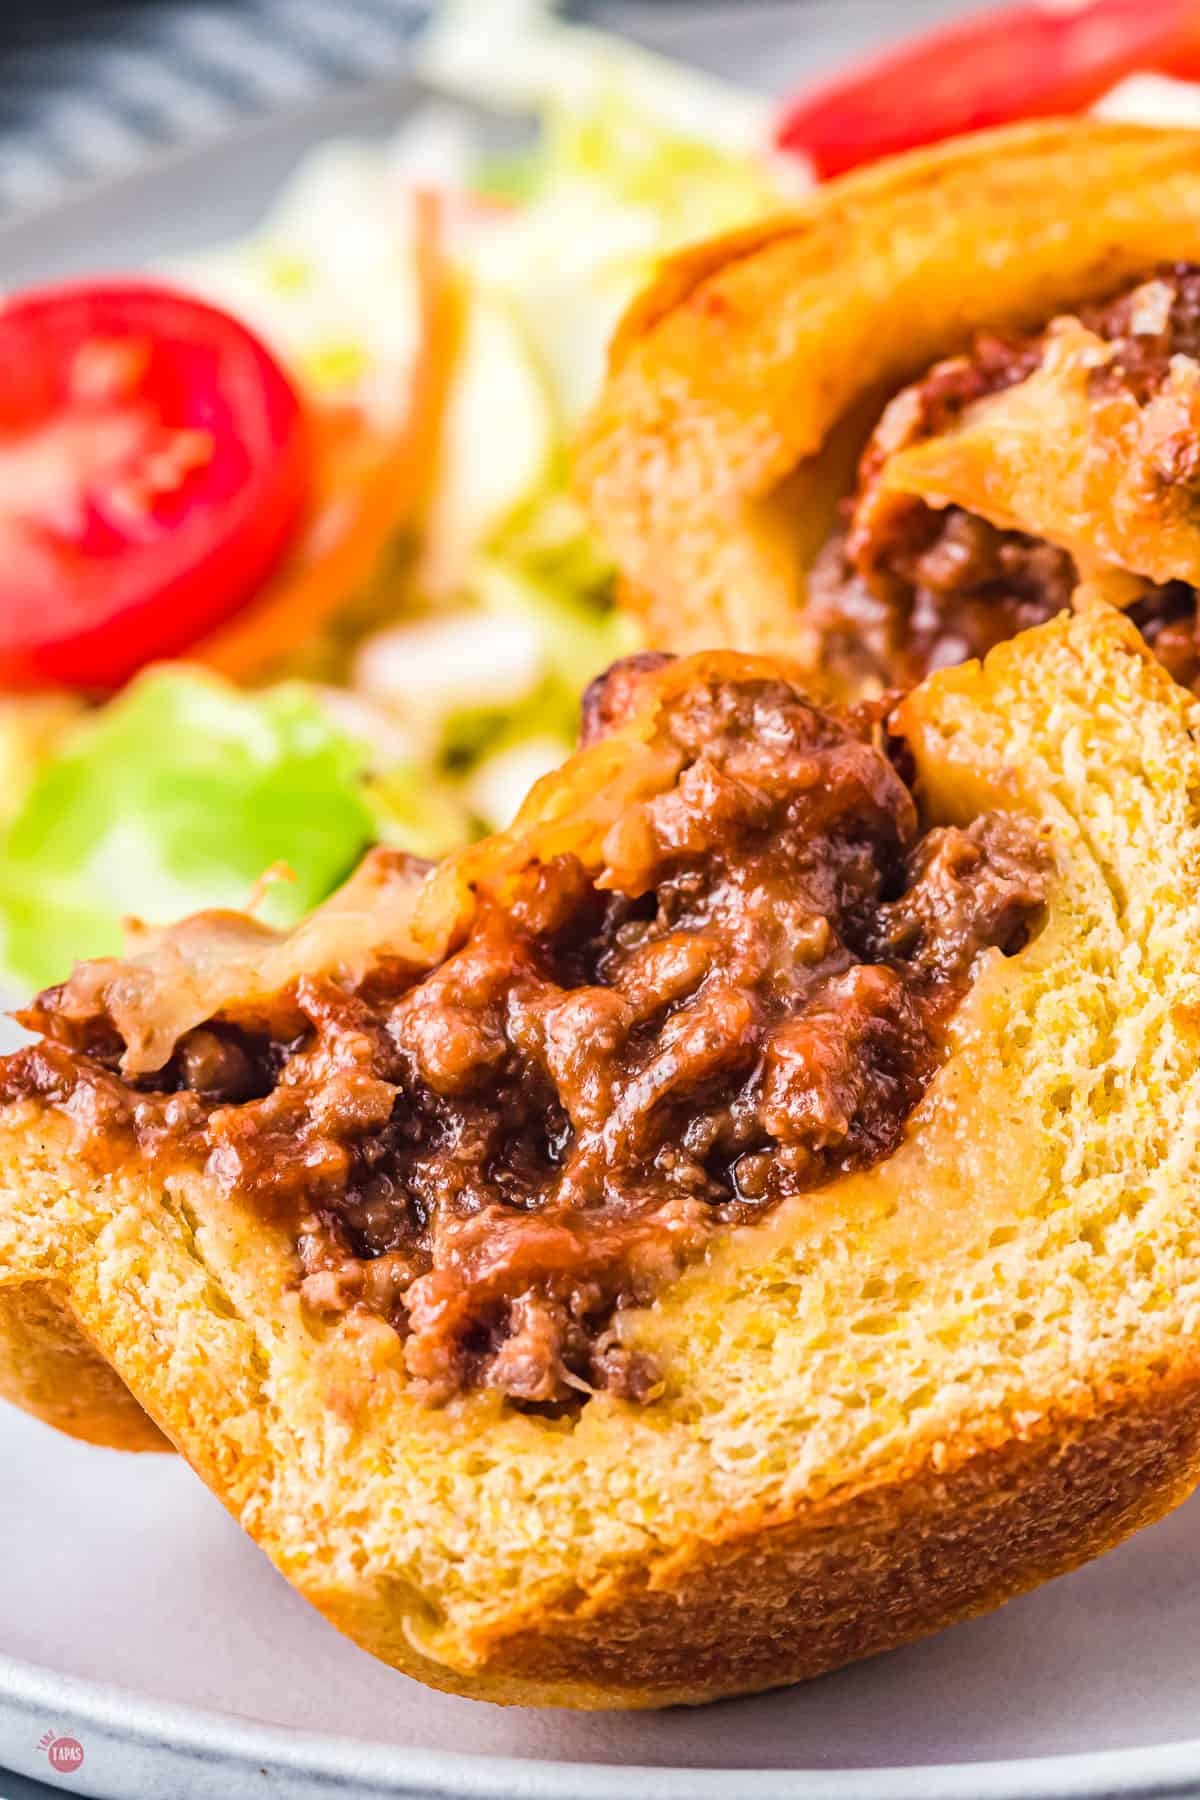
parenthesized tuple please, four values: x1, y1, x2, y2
(810, 263, 1200, 692)
(4, 669, 1048, 1409)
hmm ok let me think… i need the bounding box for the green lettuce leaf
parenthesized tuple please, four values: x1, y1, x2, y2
(0, 669, 380, 993)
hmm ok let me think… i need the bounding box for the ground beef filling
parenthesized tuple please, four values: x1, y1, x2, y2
(6, 672, 1048, 1408)
(810, 263, 1200, 692)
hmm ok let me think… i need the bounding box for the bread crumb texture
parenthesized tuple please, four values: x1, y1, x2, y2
(5, 607, 1200, 1706)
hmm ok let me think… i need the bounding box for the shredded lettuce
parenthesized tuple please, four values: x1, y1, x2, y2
(458, 94, 783, 434)
(444, 559, 638, 741)
(0, 671, 386, 992)
(409, 0, 790, 600)
(419, 287, 557, 597)
(399, 0, 786, 800)
(533, 90, 782, 233)
(419, 0, 774, 162)
(0, 3, 788, 995)
(467, 732, 566, 833)
(472, 555, 639, 701)
(167, 143, 428, 432)
(396, 16, 782, 810)
(365, 761, 474, 860)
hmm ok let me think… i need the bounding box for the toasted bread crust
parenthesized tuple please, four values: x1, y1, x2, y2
(466, 1370, 1200, 1705)
(0, 1283, 166, 1452)
(8, 1126, 1200, 1708)
(6, 613, 1200, 1708)
(576, 119, 1200, 668)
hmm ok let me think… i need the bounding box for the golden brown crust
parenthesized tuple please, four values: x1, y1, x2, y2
(576, 118, 1200, 669)
(6, 613, 1200, 1707)
(0, 1283, 167, 1452)
(17, 1132, 1200, 1709)
(471, 1371, 1200, 1705)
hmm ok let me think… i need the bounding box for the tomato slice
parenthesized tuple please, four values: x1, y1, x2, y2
(0, 282, 309, 691)
(776, 0, 1200, 180)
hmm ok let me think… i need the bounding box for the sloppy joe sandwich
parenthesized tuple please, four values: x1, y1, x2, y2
(577, 119, 1200, 697)
(5, 607, 1200, 1706)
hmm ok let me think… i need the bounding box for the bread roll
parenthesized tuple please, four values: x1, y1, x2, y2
(576, 120, 1200, 695)
(5, 611, 1200, 1706)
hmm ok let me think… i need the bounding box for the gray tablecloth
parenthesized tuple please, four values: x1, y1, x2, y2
(0, 0, 972, 214)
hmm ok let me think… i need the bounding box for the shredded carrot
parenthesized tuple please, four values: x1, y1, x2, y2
(245, 859, 297, 914)
(193, 188, 459, 681)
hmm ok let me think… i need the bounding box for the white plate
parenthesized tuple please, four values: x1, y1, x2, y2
(6, 8, 1200, 1797)
(5, 1397, 1200, 1800)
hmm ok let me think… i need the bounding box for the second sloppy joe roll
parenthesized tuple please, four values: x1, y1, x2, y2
(575, 118, 1200, 697)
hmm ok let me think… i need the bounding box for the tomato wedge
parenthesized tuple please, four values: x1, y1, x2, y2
(776, 0, 1200, 180)
(0, 282, 309, 691)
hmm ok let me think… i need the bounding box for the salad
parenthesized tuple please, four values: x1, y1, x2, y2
(0, 0, 789, 990)
(5, 0, 1200, 993)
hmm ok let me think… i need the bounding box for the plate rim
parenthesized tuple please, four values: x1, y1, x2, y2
(4, 1646, 1200, 1800)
